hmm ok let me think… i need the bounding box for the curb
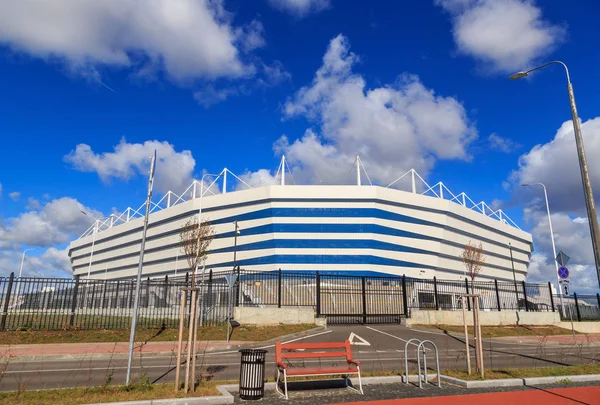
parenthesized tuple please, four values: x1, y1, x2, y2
(5, 326, 328, 363)
(440, 373, 600, 388)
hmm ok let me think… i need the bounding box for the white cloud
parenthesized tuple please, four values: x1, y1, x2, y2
(524, 208, 599, 292)
(238, 169, 279, 189)
(194, 84, 239, 107)
(0, 197, 101, 247)
(437, 0, 565, 73)
(65, 138, 196, 194)
(488, 133, 519, 153)
(8, 192, 20, 201)
(0, 0, 261, 82)
(510, 117, 600, 291)
(275, 34, 476, 185)
(26, 197, 42, 210)
(267, 0, 330, 17)
(0, 247, 72, 278)
(0, 183, 3, 198)
(512, 117, 600, 214)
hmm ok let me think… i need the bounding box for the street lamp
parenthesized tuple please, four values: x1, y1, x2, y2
(522, 183, 565, 314)
(16, 247, 37, 301)
(81, 211, 100, 279)
(18, 248, 37, 279)
(511, 61, 600, 287)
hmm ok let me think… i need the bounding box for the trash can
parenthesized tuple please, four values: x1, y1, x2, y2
(238, 349, 268, 400)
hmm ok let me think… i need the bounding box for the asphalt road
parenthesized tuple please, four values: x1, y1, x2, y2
(1, 324, 599, 391)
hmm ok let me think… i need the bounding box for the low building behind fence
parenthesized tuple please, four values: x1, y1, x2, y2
(0, 269, 598, 331)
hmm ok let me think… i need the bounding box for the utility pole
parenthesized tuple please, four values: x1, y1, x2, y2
(125, 150, 156, 386)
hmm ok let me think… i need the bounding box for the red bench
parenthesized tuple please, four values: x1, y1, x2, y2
(275, 339, 363, 399)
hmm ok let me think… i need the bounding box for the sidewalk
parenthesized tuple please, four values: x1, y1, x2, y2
(0, 340, 248, 359)
(332, 386, 600, 404)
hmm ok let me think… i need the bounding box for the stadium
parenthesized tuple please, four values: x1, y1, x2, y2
(68, 158, 533, 283)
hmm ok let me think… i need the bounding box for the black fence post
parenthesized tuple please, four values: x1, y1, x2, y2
(361, 276, 367, 324)
(522, 281, 529, 312)
(433, 276, 439, 310)
(162, 275, 169, 307)
(315, 271, 321, 317)
(465, 278, 471, 311)
(128, 280, 135, 308)
(185, 272, 189, 286)
(574, 293, 582, 322)
(494, 279, 501, 311)
(235, 266, 241, 307)
(401, 275, 408, 316)
(207, 269, 213, 302)
(277, 268, 282, 308)
(0, 273, 15, 331)
(549, 282, 555, 312)
(597, 293, 600, 314)
(69, 275, 80, 328)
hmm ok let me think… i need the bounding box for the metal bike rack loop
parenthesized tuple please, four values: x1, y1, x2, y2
(404, 338, 423, 385)
(416, 340, 441, 389)
(404, 339, 441, 389)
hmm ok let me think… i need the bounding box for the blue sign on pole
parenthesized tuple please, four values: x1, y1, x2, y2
(558, 266, 570, 279)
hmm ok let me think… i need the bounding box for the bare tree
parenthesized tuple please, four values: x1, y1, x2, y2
(461, 240, 486, 288)
(180, 217, 215, 287)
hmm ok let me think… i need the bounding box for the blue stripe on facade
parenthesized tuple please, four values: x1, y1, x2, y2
(209, 238, 431, 256)
(209, 254, 437, 270)
(210, 207, 432, 227)
(214, 223, 439, 241)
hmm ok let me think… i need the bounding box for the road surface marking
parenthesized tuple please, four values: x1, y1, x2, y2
(365, 326, 427, 349)
(206, 329, 333, 355)
(349, 332, 371, 346)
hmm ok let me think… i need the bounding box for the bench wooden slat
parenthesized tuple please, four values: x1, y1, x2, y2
(285, 366, 358, 376)
(280, 351, 348, 359)
(280, 342, 347, 350)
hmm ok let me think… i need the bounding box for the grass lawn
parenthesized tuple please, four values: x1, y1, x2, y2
(0, 324, 315, 345)
(0, 380, 220, 405)
(417, 324, 577, 338)
(445, 364, 600, 380)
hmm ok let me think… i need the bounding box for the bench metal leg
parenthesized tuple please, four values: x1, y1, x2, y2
(275, 369, 288, 399)
(357, 367, 363, 394)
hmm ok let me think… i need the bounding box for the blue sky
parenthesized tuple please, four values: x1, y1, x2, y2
(0, 0, 599, 292)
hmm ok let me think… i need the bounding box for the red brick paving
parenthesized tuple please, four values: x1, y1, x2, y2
(333, 386, 600, 405)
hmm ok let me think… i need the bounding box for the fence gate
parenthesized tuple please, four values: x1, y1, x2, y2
(317, 274, 406, 324)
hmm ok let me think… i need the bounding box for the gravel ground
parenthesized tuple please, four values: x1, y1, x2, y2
(233, 379, 600, 404)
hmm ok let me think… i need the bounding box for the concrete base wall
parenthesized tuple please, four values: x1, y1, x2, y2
(407, 309, 561, 326)
(556, 321, 600, 334)
(233, 307, 316, 325)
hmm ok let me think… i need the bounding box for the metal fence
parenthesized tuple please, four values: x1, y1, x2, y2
(0, 273, 230, 331)
(557, 293, 600, 322)
(0, 269, 581, 330)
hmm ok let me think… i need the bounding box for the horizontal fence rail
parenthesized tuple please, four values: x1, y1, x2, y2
(0, 269, 595, 331)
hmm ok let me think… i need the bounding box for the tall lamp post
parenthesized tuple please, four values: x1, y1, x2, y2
(522, 183, 565, 314)
(16, 247, 37, 300)
(81, 211, 101, 279)
(511, 61, 600, 287)
(18, 248, 37, 279)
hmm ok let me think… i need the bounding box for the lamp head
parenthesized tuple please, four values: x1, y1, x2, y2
(509, 71, 529, 80)
(521, 183, 530, 187)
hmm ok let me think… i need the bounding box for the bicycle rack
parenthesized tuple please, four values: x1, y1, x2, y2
(404, 338, 423, 385)
(404, 339, 441, 389)
(417, 340, 441, 389)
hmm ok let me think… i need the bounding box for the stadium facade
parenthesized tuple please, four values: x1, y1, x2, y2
(68, 164, 533, 282)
